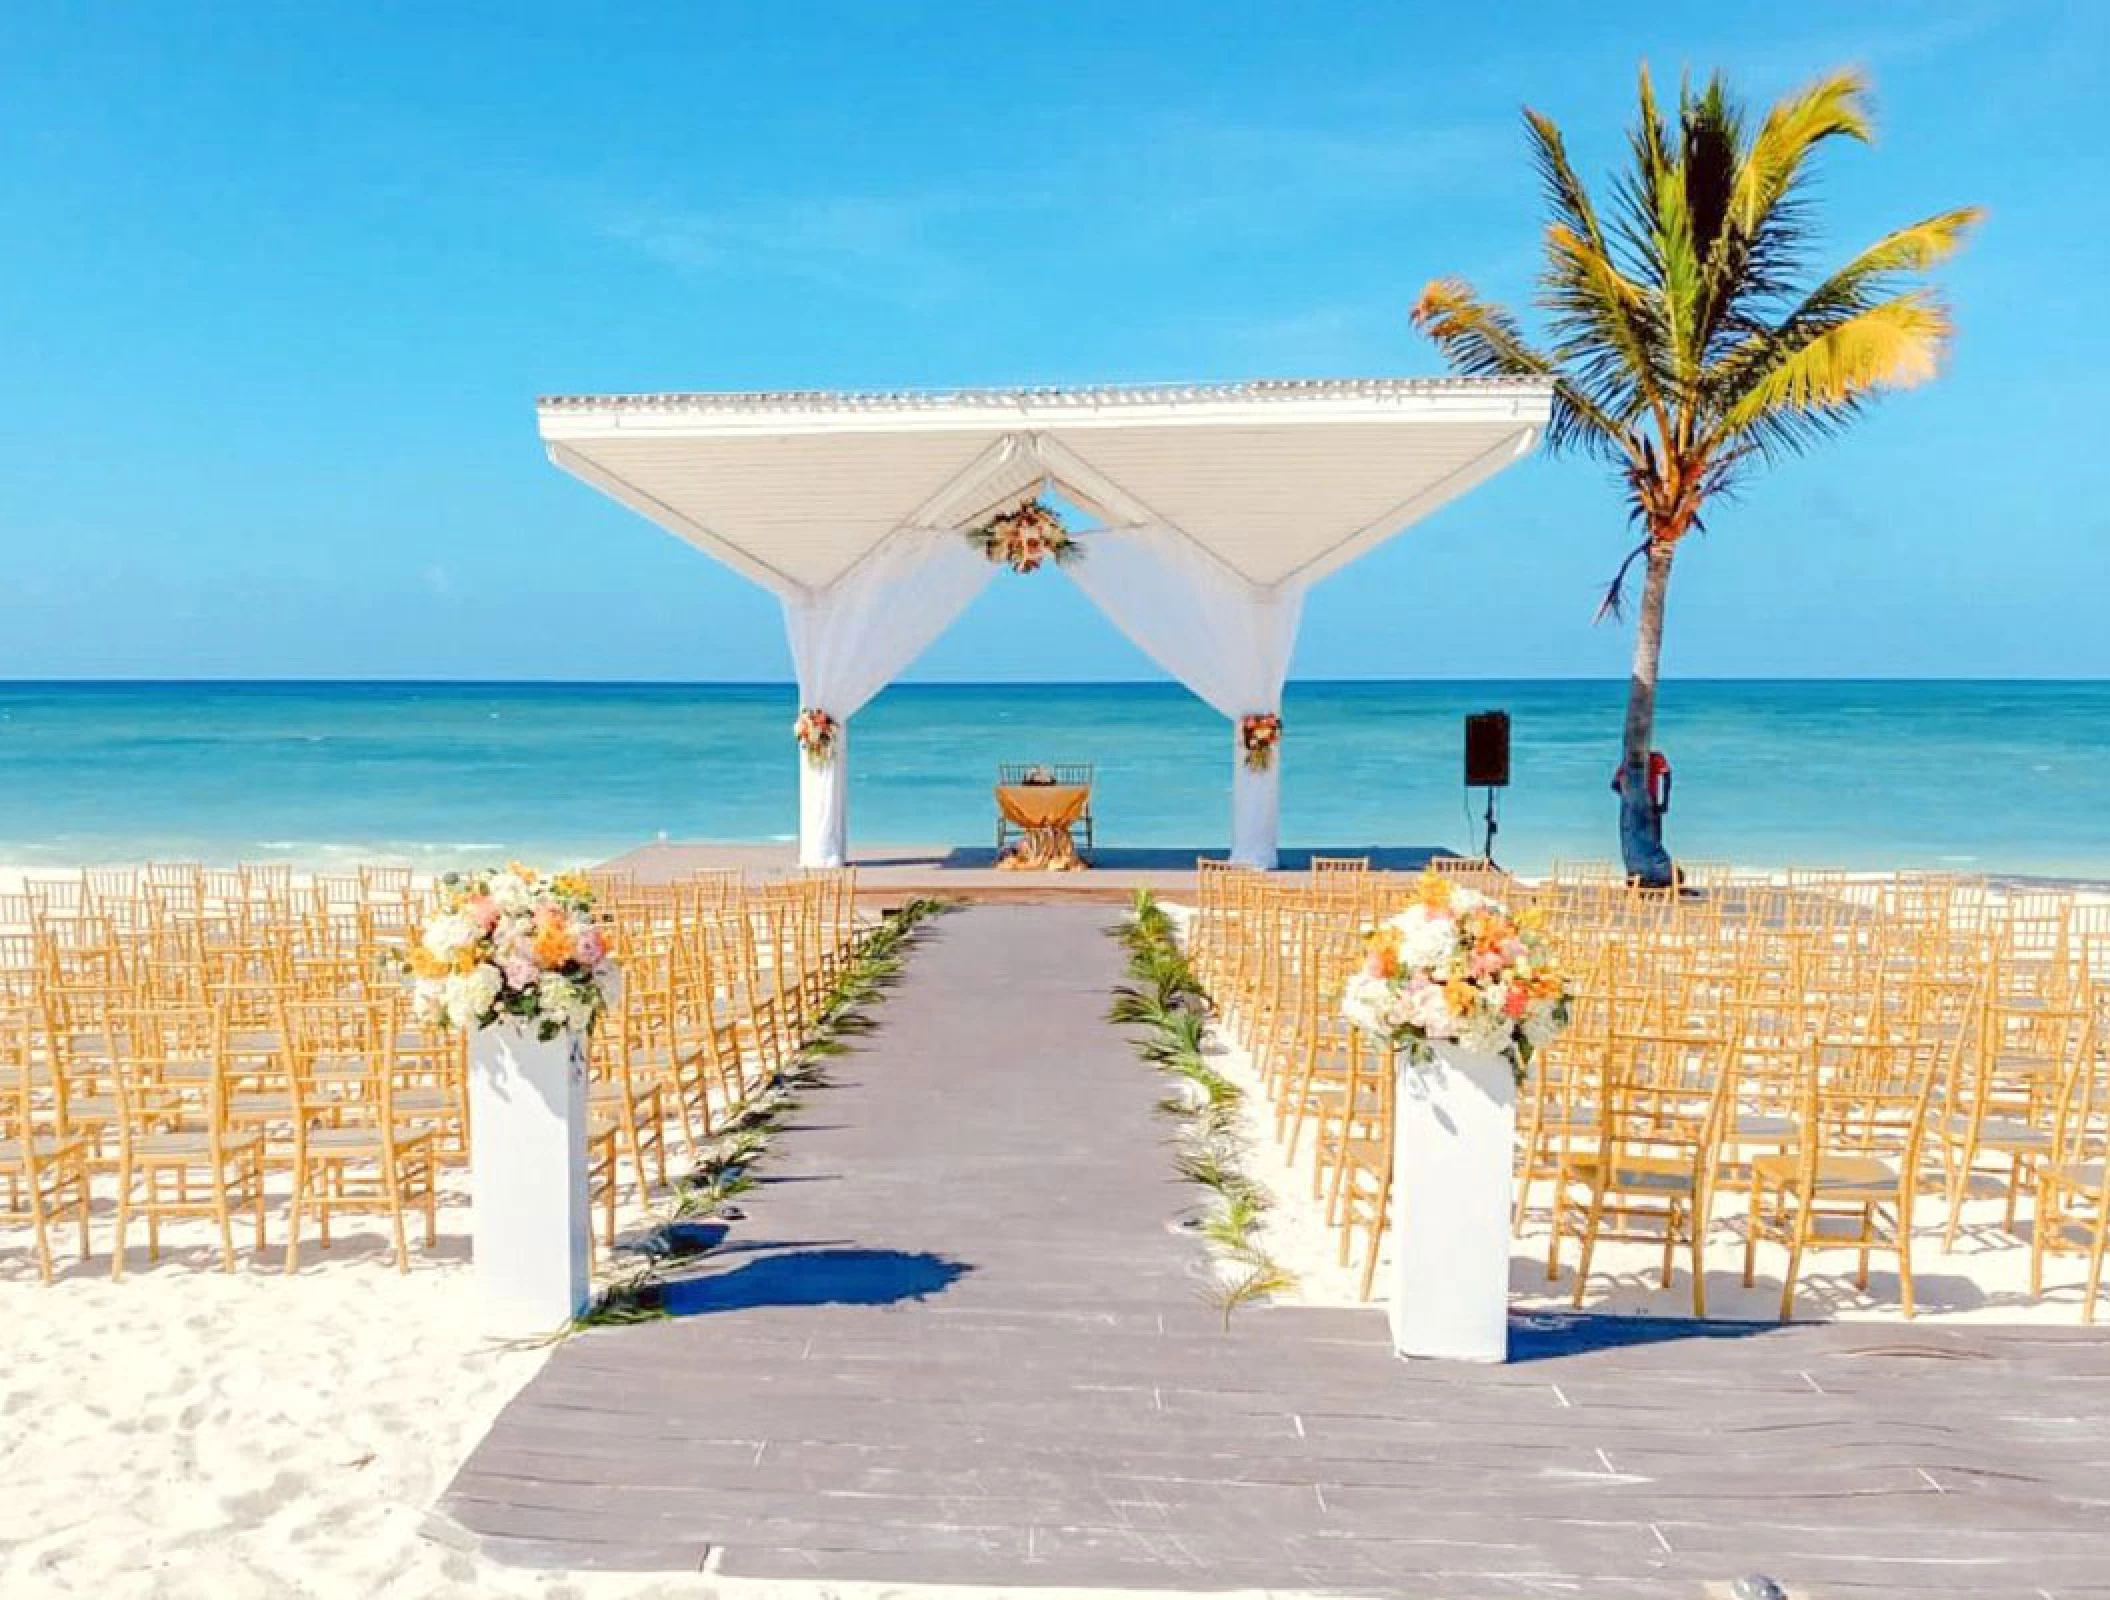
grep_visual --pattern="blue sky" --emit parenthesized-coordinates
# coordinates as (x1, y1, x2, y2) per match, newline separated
(1, 2, 2101, 681)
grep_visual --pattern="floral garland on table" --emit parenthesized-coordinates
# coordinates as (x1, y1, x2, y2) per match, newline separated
(1340, 869, 1570, 1083)
(1239, 712, 1282, 772)
(405, 865, 617, 1039)
(967, 501, 1080, 574)
(793, 706, 837, 765)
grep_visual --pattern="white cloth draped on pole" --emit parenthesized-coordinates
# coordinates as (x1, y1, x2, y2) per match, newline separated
(782, 530, 997, 866)
(1066, 521, 1305, 868)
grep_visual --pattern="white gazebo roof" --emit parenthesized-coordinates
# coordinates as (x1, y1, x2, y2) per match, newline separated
(537, 377, 1553, 597)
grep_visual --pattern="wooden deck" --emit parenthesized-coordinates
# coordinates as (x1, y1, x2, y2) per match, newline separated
(435, 905, 2110, 1595)
(600, 839, 1461, 906)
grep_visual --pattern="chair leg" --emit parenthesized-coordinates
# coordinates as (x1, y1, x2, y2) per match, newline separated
(384, 1157, 410, 1273)
(26, 1181, 53, 1283)
(1942, 1140, 1973, 1252)
(284, 1146, 306, 1273)
(1743, 1168, 1765, 1287)
(1357, 1164, 1392, 1303)
(1780, 1198, 1810, 1321)
(1546, 1185, 1566, 1282)
(2084, 1233, 2106, 1325)
(213, 1165, 237, 1274)
(1690, 1213, 1707, 1319)
(1570, 1189, 1607, 1308)
(111, 1158, 132, 1282)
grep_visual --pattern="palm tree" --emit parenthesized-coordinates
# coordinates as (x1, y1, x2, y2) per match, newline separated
(1412, 67, 1980, 884)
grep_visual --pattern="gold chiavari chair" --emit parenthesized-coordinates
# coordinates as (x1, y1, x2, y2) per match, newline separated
(281, 998, 438, 1274)
(1745, 1030, 1945, 1318)
(1555, 1027, 1732, 1316)
(2029, 991, 2110, 1319)
(109, 1004, 268, 1278)
(589, 985, 673, 1207)
(1935, 986, 2090, 1247)
(0, 1008, 93, 1280)
(1513, 967, 1609, 1237)
(37, 981, 127, 1179)
(1319, 1027, 1395, 1300)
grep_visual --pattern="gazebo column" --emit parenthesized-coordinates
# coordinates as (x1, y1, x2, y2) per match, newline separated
(798, 722, 850, 869)
(1229, 727, 1281, 870)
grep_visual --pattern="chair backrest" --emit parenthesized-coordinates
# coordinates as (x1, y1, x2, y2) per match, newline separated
(112, 1003, 229, 1141)
(1793, 1030, 1945, 1186)
(1310, 856, 1370, 878)
(996, 762, 1093, 787)
(282, 996, 404, 1134)
(1598, 1028, 1732, 1191)
(0, 1008, 37, 1155)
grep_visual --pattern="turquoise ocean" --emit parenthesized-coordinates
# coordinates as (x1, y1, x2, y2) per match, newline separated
(1, 680, 2105, 879)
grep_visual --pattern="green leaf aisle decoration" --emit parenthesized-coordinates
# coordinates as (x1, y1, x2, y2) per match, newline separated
(1108, 889, 1297, 1327)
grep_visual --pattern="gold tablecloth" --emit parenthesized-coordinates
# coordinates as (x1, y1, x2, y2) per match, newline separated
(995, 784, 1091, 831)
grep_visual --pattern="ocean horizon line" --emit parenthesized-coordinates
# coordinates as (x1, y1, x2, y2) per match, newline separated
(5, 674, 2110, 690)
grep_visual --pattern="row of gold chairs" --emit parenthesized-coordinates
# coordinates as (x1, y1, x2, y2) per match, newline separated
(0, 864, 865, 1281)
(1193, 859, 2110, 1321)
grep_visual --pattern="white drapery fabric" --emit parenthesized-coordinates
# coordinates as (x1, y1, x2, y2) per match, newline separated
(783, 530, 997, 866)
(771, 428, 1309, 869)
(1066, 522, 1304, 868)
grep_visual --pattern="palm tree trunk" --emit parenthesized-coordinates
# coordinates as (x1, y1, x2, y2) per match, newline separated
(1617, 539, 1676, 886)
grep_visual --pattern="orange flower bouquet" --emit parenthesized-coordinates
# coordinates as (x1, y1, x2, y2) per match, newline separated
(1341, 869, 1569, 1082)
(793, 706, 837, 765)
(405, 865, 616, 1039)
(1239, 712, 1282, 773)
(967, 500, 1081, 574)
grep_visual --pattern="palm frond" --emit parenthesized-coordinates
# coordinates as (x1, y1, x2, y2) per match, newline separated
(1723, 291, 1954, 436)
(1199, 1255, 1300, 1329)
(1524, 108, 1607, 251)
(1412, 277, 1632, 457)
(1731, 68, 1872, 236)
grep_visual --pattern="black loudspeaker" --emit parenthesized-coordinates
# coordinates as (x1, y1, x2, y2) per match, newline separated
(1464, 711, 1511, 789)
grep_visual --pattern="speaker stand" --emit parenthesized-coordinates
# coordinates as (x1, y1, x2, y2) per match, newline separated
(1479, 786, 1501, 869)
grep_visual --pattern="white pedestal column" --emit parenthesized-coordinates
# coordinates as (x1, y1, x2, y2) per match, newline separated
(469, 1022, 590, 1332)
(1229, 737, 1279, 870)
(798, 724, 849, 869)
(1389, 1046, 1516, 1362)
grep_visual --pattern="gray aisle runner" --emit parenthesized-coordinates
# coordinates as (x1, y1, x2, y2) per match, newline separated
(439, 905, 2110, 1596)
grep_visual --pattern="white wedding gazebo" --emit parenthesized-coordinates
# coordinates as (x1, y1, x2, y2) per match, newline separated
(537, 378, 1553, 869)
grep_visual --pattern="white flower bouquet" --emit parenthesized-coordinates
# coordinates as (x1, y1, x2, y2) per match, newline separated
(405, 865, 618, 1039)
(1340, 870, 1570, 1081)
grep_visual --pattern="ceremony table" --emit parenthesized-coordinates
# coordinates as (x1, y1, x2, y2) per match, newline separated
(994, 783, 1092, 870)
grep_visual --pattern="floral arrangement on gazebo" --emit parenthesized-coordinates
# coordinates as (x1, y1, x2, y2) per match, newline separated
(793, 706, 838, 765)
(1239, 712, 1282, 772)
(1340, 870, 1569, 1080)
(407, 866, 618, 1039)
(967, 500, 1080, 574)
